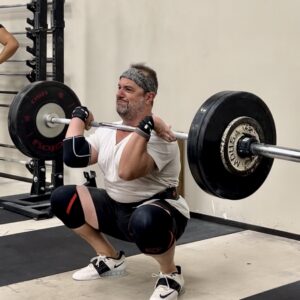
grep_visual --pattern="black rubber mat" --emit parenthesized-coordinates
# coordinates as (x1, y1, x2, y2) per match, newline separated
(0, 208, 28, 224)
(241, 281, 300, 300)
(0, 217, 243, 286)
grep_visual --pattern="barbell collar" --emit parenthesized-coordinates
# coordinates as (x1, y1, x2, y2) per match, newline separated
(49, 117, 189, 140)
(250, 142, 300, 163)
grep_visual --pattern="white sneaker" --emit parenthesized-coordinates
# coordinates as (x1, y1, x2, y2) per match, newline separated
(150, 266, 184, 300)
(72, 251, 126, 281)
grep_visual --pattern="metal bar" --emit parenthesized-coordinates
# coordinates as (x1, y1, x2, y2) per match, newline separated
(33, 0, 48, 81)
(251, 143, 300, 163)
(0, 72, 53, 76)
(0, 143, 16, 149)
(0, 156, 52, 166)
(0, 2, 52, 9)
(0, 91, 18, 94)
(52, 0, 65, 82)
(11, 29, 53, 35)
(0, 104, 9, 107)
(0, 172, 33, 183)
(49, 117, 189, 140)
(11, 31, 27, 35)
(0, 4, 27, 9)
(0, 156, 30, 165)
(7, 58, 53, 63)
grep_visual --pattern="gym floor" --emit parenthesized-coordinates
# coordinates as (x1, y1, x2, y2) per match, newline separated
(0, 180, 300, 300)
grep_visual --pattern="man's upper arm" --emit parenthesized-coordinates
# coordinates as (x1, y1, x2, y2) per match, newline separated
(147, 140, 178, 171)
(89, 145, 98, 165)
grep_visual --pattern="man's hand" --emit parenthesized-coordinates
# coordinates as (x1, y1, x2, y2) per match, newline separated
(85, 111, 94, 130)
(152, 114, 176, 142)
(71, 106, 94, 130)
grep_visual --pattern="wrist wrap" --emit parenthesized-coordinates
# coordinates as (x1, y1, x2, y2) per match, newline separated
(71, 106, 89, 122)
(135, 116, 154, 141)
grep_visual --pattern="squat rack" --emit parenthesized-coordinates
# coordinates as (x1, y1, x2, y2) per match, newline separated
(0, 0, 65, 219)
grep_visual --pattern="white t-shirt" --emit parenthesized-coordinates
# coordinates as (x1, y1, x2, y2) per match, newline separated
(87, 126, 190, 219)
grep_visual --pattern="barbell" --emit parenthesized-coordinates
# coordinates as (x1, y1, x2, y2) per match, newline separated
(7, 81, 300, 200)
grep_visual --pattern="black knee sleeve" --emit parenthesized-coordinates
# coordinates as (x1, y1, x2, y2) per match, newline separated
(50, 185, 85, 228)
(128, 204, 175, 255)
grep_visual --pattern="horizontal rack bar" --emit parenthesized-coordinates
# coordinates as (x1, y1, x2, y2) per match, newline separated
(0, 143, 16, 149)
(0, 91, 18, 95)
(0, 2, 52, 9)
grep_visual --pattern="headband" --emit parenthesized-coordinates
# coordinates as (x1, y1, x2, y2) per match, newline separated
(120, 68, 157, 93)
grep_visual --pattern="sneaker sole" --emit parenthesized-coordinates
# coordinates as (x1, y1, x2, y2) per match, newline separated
(179, 287, 185, 296)
(101, 269, 127, 278)
(72, 269, 127, 281)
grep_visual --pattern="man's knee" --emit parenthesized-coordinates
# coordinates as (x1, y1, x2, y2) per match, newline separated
(50, 185, 85, 228)
(128, 204, 175, 255)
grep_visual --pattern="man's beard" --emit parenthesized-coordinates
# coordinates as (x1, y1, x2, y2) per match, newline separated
(116, 98, 145, 121)
(116, 102, 133, 120)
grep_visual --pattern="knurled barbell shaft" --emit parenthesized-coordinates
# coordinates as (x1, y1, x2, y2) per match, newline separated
(250, 143, 300, 163)
(49, 117, 189, 140)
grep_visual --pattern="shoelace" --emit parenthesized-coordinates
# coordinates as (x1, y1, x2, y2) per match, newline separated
(152, 272, 174, 290)
(91, 255, 108, 267)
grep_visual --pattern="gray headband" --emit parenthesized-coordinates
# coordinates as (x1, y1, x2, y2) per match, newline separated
(120, 68, 157, 93)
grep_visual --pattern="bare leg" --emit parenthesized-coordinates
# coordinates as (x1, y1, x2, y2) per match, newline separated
(149, 243, 177, 274)
(72, 185, 118, 258)
(73, 224, 118, 258)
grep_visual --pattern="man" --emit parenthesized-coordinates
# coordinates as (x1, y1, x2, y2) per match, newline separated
(0, 25, 19, 63)
(51, 63, 190, 300)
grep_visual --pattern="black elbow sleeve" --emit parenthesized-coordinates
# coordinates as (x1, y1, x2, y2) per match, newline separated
(63, 136, 91, 168)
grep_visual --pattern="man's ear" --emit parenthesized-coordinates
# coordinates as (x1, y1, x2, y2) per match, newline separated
(145, 92, 155, 106)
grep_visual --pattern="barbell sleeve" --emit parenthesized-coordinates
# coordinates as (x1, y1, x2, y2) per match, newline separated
(49, 117, 189, 140)
(250, 143, 300, 163)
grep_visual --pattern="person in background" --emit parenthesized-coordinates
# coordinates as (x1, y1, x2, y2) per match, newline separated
(0, 25, 19, 63)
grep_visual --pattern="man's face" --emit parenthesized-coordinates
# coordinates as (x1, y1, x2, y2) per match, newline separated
(116, 77, 147, 120)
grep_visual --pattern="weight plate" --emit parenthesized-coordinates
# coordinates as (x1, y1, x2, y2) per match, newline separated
(187, 91, 276, 200)
(8, 81, 81, 160)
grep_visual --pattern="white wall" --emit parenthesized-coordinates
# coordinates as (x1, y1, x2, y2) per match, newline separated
(0, 0, 299, 235)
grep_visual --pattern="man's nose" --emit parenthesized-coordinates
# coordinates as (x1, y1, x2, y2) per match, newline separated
(117, 88, 125, 98)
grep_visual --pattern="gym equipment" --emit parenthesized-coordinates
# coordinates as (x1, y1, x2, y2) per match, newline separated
(8, 81, 80, 160)
(0, 4, 29, 9)
(8, 80, 299, 200)
(7, 58, 53, 63)
(0, 91, 18, 95)
(11, 29, 53, 35)
(0, 0, 65, 220)
(0, 143, 16, 149)
(0, 71, 53, 77)
(0, 1, 52, 9)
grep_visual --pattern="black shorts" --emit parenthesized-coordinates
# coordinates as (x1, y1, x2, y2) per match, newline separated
(87, 187, 188, 242)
